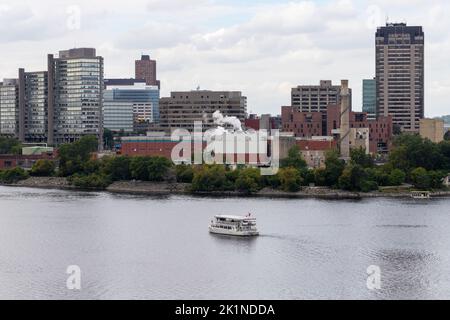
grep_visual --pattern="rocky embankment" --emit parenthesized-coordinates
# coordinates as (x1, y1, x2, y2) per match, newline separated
(107, 180, 190, 195)
(11, 176, 75, 190)
(2, 177, 450, 199)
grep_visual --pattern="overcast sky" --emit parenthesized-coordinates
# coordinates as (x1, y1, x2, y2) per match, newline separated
(0, 0, 449, 117)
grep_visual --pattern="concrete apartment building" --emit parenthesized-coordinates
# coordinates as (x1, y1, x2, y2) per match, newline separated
(158, 90, 247, 132)
(1, 71, 49, 144)
(420, 118, 445, 143)
(376, 23, 425, 132)
(135, 55, 160, 90)
(291, 80, 352, 113)
(0, 79, 19, 137)
(1, 48, 104, 146)
(48, 48, 104, 145)
(19, 70, 49, 143)
(362, 78, 376, 120)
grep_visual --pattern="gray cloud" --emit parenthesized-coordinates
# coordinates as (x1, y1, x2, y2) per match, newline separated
(0, 4, 66, 42)
(0, 0, 449, 117)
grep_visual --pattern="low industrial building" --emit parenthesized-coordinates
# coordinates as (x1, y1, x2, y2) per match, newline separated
(120, 132, 274, 166)
(0, 147, 56, 170)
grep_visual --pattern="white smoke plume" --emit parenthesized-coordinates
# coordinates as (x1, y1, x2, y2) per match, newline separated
(212, 110, 243, 132)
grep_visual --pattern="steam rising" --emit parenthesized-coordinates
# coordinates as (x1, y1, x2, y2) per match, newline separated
(212, 110, 243, 132)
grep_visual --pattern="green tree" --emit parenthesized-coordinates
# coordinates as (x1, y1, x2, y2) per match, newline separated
(69, 173, 112, 190)
(0, 167, 29, 184)
(389, 134, 446, 171)
(438, 141, 450, 170)
(148, 157, 172, 181)
(176, 165, 195, 183)
(281, 146, 308, 171)
(388, 169, 406, 186)
(103, 128, 114, 150)
(191, 165, 229, 192)
(350, 147, 374, 168)
(235, 168, 261, 194)
(261, 174, 281, 189)
(359, 180, 379, 193)
(410, 167, 431, 189)
(58, 135, 98, 176)
(102, 156, 131, 181)
(225, 168, 240, 185)
(301, 169, 316, 186)
(445, 131, 450, 141)
(130, 156, 152, 180)
(364, 167, 389, 186)
(83, 159, 101, 175)
(314, 168, 327, 186)
(393, 124, 402, 136)
(324, 150, 345, 187)
(388, 145, 410, 172)
(30, 159, 55, 177)
(0, 137, 22, 155)
(278, 167, 303, 192)
(428, 171, 447, 189)
(338, 164, 372, 192)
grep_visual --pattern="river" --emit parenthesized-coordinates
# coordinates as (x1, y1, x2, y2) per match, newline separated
(1, 186, 450, 300)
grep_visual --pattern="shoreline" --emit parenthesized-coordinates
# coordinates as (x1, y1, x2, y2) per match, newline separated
(2, 177, 450, 200)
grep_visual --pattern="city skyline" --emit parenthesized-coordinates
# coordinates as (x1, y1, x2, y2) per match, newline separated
(0, 0, 449, 117)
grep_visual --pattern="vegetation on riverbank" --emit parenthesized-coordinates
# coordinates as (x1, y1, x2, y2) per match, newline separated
(0, 137, 22, 155)
(0, 167, 29, 184)
(1, 134, 449, 193)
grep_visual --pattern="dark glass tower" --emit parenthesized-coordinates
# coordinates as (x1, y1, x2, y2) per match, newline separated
(376, 23, 424, 132)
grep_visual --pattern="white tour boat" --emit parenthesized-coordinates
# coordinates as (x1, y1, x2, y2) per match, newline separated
(411, 191, 431, 199)
(209, 214, 259, 237)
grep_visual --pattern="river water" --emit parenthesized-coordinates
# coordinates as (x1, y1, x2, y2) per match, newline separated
(1, 186, 450, 300)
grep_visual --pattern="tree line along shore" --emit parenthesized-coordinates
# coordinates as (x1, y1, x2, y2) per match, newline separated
(1, 134, 449, 196)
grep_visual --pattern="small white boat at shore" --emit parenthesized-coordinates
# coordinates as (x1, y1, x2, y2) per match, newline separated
(209, 214, 259, 237)
(411, 191, 431, 199)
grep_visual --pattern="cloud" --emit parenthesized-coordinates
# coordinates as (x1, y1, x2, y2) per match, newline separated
(0, 4, 66, 42)
(115, 22, 192, 50)
(0, 0, 449, 117)
(146, 0, 210, 12)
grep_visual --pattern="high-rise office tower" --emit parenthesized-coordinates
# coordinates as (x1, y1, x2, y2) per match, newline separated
(135, 55, 160, 89)
(376, 23, 424, 132)
(18, 69, 49, 143)
(48, 48, 104, 145)
(291, 80, 352, 113)
(0, 79, 19, 137)
(362, 78, 376, 121)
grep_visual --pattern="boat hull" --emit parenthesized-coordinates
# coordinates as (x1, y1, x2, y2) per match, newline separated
(209, 227, 259, 237)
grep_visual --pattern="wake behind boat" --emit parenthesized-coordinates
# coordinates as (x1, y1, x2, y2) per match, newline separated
(209, 214, 259, 237)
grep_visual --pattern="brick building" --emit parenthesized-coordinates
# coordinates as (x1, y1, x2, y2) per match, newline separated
(135, 55, 160, 89)
(0, 153, 56, 170)
(244, 114, 282, 133)
(296, 138, 337, 168)
(282, 105, 393, 154)
(120, 134, 271, 165)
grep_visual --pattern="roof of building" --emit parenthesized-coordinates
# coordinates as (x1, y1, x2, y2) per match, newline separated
(104, 78, 146, 86)
(215, 215, 256, 221)
(296, 139, 337, 151)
